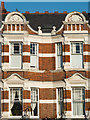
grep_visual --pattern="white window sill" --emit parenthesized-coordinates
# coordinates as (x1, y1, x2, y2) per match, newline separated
(30, 116, 39, 119)
(71, 115, 85, 118)
(9, 116, 22, 118)
(64, 68, 86, 71)
(50, 68, 63, 72)
(57, 116, 62, 119)
(2, 68, 45, 73)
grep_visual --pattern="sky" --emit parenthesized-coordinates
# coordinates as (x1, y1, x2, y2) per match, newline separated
(0, 1, 89, 13)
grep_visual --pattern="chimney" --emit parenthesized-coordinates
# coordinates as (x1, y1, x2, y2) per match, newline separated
(82, 11, 86, 14)
(63, 11, 67, 14)
(0, 1, 7, 13)
(1, 1, 5, 9)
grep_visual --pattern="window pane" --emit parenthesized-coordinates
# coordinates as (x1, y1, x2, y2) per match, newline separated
(57, 88, 64, 116)
(57, 43, 62, 69)
(31, 88, 38, 116)
(30, 43, 37, 55)
(57, 43, 62, 55)
(72, 88, 85, 115)
(73, 102, 83, 115)
(10, 88, 22, 116)
(71, 42, 83, 54)
(11, 43, 22, 55)
(76, 43, 80, 53)
(14, 43, 19, 54)
(30, 43, 38, 68)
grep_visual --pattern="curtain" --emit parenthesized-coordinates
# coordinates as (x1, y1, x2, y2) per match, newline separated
(73, 88, 85, 115)
(73, 102, 83, 115)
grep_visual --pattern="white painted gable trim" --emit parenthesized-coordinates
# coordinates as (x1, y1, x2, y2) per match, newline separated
(2, 73, 29, 88)
(65, 73, 88, 81)
(64, 73, 89, 89)
(2, 73, 28, 82)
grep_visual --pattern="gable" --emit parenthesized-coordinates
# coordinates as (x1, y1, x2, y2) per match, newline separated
(2, 73, 29, 84)
(64, 73, 88, 88)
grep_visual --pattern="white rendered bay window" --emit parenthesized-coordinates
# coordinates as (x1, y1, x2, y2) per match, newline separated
(57, 88, 64, 117)
(56, 43, 62, 69)
(31, 88, 39, 117)
(71, 42, 83, 68)
(72, 88, 85, 116)
(30, 43, 38, 68)
(10, 42, 22, 68)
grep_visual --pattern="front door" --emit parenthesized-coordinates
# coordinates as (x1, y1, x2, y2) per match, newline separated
(10, 88, 22, 116)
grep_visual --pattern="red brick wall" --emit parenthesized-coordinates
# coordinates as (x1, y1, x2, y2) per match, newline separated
(63, 55, 70, 62)
(39, 88, 56, 100)
(2, 45, 9, 52)
(39, 103, 56, 118)
(64, 90, 71, 99)
(2, 91, 9, 99)
(62, 45, 70, 52)
(2, 56, 9, 63)
(39, 43, 55, 53)
(26, 25, 37, 35)
(39, 57, 55, 70)
(85, 102, 90, 111)
(23, 45, 30, 52)
(2, 103, 9, 112)
(23, 90, 30, 99)
(85, 90, 90, 98)
(23, 56, 30, 63)
(64, 102, 71, 111)
(83, 55, 90, 62)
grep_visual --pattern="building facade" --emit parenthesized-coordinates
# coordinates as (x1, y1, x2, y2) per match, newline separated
(0, 2, 90, 120)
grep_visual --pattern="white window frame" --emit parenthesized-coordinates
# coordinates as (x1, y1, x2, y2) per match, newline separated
(72, 87, 85, 117)
(70, 42, 83, 69)
(57, 87, 64, 118)
(30, 87, 39, 118)
(10, 42, 22, 55)
(30, 43, 38, 69)
(71, 42, 83, 55)
(9, 88, 23, 118)
(9, 42, 23, 69)
(56, 42, 63, 70)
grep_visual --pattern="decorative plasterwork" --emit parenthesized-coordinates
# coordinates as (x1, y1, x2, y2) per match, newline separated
(4, 12, 26, 23)
(64, 73, 88, 89)
(68, 15, 83, 22)
(64, 11, 88, 24)
(8, 15, 23, 22)
(2, 73, 29, 84)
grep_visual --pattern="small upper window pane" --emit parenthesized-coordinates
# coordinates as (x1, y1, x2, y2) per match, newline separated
(11, 43, 22, 55)
(71, 42, 83, 54)
(57, 43, 62, 55)
(30, 43, 37, 55)
(14, 43, 19, 54)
